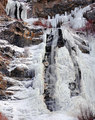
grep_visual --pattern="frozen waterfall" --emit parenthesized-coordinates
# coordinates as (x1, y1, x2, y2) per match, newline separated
(44, 26, 95, 113)
(6, 0, 27, 20)
(0, 25, 95, 120)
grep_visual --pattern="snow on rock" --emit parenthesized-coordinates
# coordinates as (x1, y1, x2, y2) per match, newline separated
(0, 44, 48, 119)
(47, 6, 91, 29)
(0, 31, 51, 118)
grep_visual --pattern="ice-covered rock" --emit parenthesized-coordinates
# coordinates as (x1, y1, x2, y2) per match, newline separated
(6, 0, 27, 20)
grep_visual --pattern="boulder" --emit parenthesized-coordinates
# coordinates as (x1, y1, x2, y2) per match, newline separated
(10, 67, 28, 78)
(10, 66, 35, 78)
(0, 2, 6, 16)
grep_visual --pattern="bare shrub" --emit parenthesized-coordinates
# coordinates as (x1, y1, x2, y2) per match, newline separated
(78, 107, 95, 120)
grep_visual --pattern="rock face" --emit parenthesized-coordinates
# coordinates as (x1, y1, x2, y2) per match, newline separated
(0, 0, 8, 8)
(32, 0, 94, 17)
(0, 21, 43, 47)
(0, 53, 9, 96)
(0, 16, 44, 100)
(83, 3, 95, 22)
(0, 0, 7, 16)
(0, 73, 7, 90)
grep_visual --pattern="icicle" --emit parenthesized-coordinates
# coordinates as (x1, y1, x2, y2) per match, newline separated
(6, 0, 27, 20)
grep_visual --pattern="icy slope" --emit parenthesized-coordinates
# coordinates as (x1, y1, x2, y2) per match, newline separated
(0, 30, 78, 120)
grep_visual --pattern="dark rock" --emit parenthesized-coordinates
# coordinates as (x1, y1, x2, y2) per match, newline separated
(0, 57, 9, 76)
(32, 0, 93, 18)
(7, 81, 14, 88)
(57, 29, 66, 48)
(26, 69, 35, 78)
(0, 21, 32, 47)
(69, 82, 76, 91)
(0, 0, 7, 16)
(0, 21, 43, 47)
(0, 0, 8, 8)
(83, 3, 95, 23)
(0, 73, 7, 97)
(4, 47, 11, 52)
(10, 67, 35, 78)
(10, 67, 28, 78)
(78, 45, 90, 54)
(32, 38, 43, 45)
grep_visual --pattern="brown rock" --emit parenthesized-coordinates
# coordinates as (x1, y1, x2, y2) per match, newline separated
(10, 66, 35, 78)
(32, 0, 94, 18)
(0, 0, 8, 8)
(0, 53, 10, 75)
(0, 2, 6, 16)
(0, 73, 7, 90)
(5, 91, 14, 95)
(0, 0, 7, 16)
(0, 21, 43, 47)
(10, 67, 28, 78)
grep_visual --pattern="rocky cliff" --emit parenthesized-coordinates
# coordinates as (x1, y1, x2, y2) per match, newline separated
(31, 0, 94, 17)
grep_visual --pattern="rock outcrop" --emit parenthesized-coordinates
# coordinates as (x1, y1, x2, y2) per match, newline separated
(0, 0, 7, 16)
(32, 0, 94, 17)
(83, 3, 95, 22)
(0, 20, 43, 47)
(0, 0, 8, 8)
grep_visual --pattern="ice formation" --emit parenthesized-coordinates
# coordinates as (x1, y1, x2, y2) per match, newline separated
(6, 0, 27, 20)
